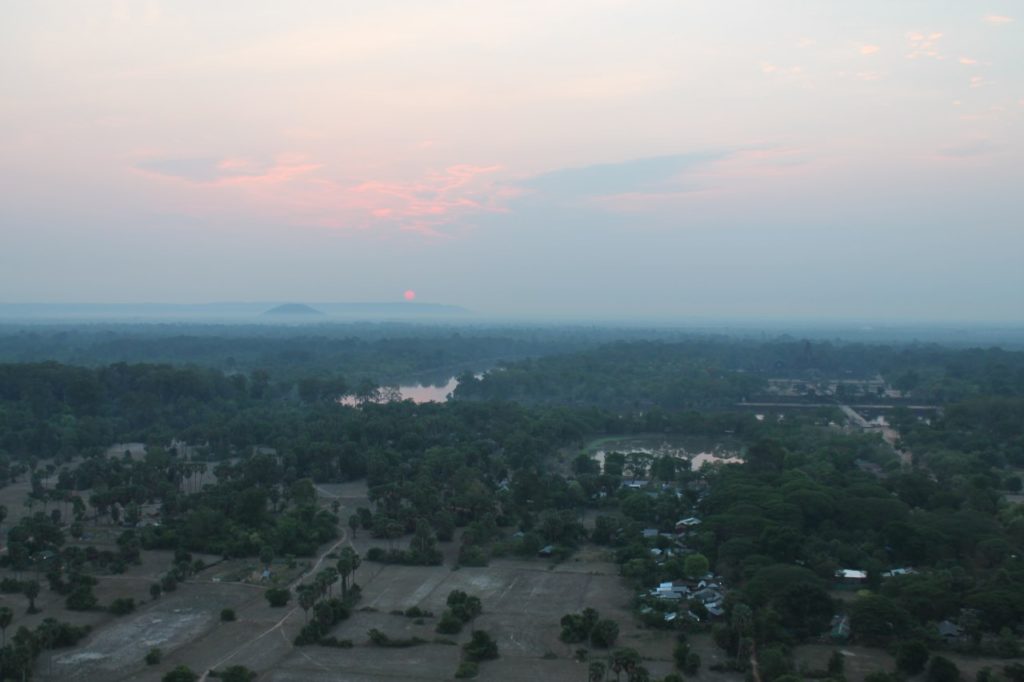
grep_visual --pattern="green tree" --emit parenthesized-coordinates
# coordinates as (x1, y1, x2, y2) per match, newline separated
(896, 640, 930, 675)
(849, 594, 912, 643)
(218, 665, 258, 682)
(265, 587, 290, 608)
(591, 619, 620, 648)
(23, 581, 40, 614)
(683, 553, 710, 579)
(162, 666, 199, 682)
(463, 630, 499, 662)
(0, 606, 12, 645)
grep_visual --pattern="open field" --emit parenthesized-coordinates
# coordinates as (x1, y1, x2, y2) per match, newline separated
(13, 478, 1012, 682)
(17, 467, 688, 682)
(265, 557, 682, 682)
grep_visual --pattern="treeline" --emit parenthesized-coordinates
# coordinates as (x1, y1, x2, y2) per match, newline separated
(454, 339, 1024, 409)
(0, 323, 612, 384)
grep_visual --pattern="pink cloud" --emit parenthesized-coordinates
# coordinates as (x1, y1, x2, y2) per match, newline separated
(905, 31, 944, 60)
(137, 156, 511, 237)
(859, 44, 880, 55)
(983, 14, 1013, 24)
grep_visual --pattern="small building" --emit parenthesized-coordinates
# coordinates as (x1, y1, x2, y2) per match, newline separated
(538, 545, 555, 558)
(882, 567, 916, 578)
(675, 517, 702, 533)
(937, 620, 962, 639)
(650, 581, 689, 601)
(692, 587, 724, 605)
(834, 569, 868, 587)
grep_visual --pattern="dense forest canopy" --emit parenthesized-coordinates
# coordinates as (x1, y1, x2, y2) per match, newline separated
(0, 324, 1022, 680)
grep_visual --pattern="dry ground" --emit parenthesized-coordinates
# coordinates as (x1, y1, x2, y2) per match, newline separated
(22, 475, 690, 681)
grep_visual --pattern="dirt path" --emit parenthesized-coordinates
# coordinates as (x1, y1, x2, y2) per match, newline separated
(195, 527, 353, 682)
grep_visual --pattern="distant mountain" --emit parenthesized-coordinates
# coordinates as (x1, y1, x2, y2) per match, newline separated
(0, 301, 472, 321)
(263, 303, 324, 316)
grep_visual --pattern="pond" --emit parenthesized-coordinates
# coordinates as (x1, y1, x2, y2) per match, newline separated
(340, 376, 459, 406)
(587, 434, 744, 472)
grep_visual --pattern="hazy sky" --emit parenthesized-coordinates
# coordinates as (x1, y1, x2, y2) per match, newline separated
(2, 1, 1022, 321)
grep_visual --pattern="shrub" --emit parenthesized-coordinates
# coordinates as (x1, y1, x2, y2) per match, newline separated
(458, 545, 488, 567)
(265, 587, 290, 607)
(109, 598, 135, 615)
(145, 648, 162, 665)
(455, 661, 479, 678)
(162, 666, 198, 682)
(66, 586, 98, 611)
(220, 608, 236, 622)
(590, 619, 620, 648)
(212, 665, 257, 682)
(437, 610, 464, 634)
(463, 630, 499, 662)
(367, 628, 427, 648)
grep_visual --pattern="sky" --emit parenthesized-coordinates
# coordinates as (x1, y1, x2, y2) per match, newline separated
(1, 0, 1022, 322)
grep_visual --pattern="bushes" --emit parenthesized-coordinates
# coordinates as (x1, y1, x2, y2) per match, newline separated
(367, 628, 427, 647)
(66, 585, 98, 611)
(294, 597, 354, 646)
(437, 590, 482, 635)
(590, 619, 620, 649)
(463, 630, 499, 662)
(145, 648, 162, 665)
(162, 666, 198, 682)
(455, 661, 479, 678)
(559, 608, 618, 648)
(220, 608, 236, 622)
(209, 666, 257, 682)
(109, 597, 135, 615)
(265, 587, 290, 608)
(458, 545, 488, 567)
(437, 611, 464, 634)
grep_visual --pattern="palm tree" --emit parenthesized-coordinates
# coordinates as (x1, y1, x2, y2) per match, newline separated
(0, 606, 13, 645)
(298, 588, 316, 623)
(336, 556, 352, 599)
(321, 567, 338, 597)
(23, 581, 40, 614)
(588, 660, 606, 682)
(349, 550, 361, 586)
